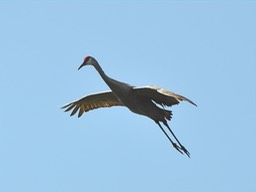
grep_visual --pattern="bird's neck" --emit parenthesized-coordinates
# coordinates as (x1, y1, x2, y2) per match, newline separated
(92, 62, 111, 84)
(92, 62, 133, 96)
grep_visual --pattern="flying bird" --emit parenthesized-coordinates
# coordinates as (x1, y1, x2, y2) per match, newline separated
(62, 56, 196, 157)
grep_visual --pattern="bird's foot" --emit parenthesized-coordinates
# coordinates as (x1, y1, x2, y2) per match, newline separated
(180, 145, 190, 158)
(172, 143, 183, 155)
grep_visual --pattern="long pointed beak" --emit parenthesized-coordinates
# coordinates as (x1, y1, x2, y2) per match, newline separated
(78, 62, 86, 70)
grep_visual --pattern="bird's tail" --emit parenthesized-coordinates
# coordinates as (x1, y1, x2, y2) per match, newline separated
(164, 110, 172, 121)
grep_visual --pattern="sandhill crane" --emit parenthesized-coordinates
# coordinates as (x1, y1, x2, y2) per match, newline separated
(62, 56, 196, 157)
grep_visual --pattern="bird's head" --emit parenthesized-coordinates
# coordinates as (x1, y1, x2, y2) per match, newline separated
(78, 56, 98, 70)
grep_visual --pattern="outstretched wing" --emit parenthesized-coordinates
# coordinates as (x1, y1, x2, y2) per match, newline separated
(62, 90, 124, 118)
(133, 86, 197, 107)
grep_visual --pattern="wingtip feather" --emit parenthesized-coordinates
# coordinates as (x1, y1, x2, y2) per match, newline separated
(61, 103, 72, 109)
(186, 99, 197, 107)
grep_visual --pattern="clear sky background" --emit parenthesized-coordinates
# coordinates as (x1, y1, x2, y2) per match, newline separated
(1, 1, 256, 192)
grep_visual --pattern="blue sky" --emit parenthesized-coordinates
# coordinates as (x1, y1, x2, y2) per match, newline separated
(1, 1, 256, 192)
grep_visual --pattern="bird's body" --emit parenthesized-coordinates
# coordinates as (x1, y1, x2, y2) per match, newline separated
(62, 56, 196, 157)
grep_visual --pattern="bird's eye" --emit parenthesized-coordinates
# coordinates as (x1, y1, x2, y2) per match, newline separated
(84, 56, 90, 62)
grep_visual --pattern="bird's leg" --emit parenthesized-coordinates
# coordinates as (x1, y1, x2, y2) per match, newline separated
(163, 121, 190, 158)
(155, 121, 183, 155)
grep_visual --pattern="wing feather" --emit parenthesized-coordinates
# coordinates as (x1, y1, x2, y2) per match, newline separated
(62, 90, 124, 117)
(133, 86, 197, 107)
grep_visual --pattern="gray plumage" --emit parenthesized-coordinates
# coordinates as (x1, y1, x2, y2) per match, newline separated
(62, 56, 196, 157)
